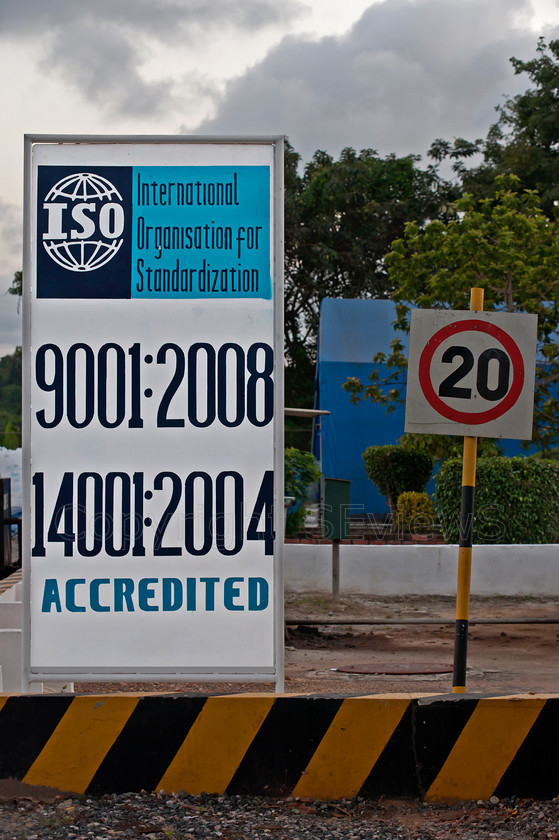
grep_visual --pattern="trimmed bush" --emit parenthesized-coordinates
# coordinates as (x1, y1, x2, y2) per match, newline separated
(362, 444, 433, 515)
(396, 491, 436, 534)
(530, 447, 559, 461)
(435, 456, 559, 544)
(285, 447, 321, 536)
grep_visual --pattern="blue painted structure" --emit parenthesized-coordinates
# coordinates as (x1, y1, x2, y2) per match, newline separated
(313, 299, 407, 515)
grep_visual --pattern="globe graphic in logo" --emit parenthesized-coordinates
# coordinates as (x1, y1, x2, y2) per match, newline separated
(42, 173, 125, 272)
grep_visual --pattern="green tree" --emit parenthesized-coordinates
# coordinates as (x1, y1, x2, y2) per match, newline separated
(283, 140, 315, 418)
(8, 270, 22, 315)
(284, 447, 321, 536)
(284, 145, 455, 410)
(430, 38, 559, 217)
(3, 421, 19, 450)
(344, 176, 559, 451)
(0, 347, 22, 448)
(8, 271, 22, 298)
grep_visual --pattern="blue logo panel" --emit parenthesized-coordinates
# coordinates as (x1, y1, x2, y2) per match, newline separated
(132, 166, 271, 299)
(36, 165, 271, 300)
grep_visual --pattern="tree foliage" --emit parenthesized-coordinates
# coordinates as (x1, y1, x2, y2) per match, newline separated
(9, 271, 22, 298)
(430, 38, 559, 217)
(396, 491, 436, 535)
(284, 447, 321, 535)
(284, 144, 454, 407)
(0, 347, 22, 449)
(436, 456, 559, 544)
(344, 176, 559, 451)
(362, 444, 432, 516)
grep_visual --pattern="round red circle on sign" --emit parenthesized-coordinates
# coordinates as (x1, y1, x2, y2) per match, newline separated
(418, 319, 525, 425)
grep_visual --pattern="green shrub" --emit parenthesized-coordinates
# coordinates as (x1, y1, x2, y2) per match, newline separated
(435, 457, 559, 544)
(530, 447, 559, 461)
(362, 444, 432, 515)
(398, 432, 503, 462)
(396, 491, 436, 534)
(285, 447, 321, 536)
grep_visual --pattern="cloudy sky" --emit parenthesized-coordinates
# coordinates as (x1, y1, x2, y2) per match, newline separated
(0, 0, 558, 356)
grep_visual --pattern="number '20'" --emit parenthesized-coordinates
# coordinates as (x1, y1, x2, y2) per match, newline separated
(438, 346, 511, 402)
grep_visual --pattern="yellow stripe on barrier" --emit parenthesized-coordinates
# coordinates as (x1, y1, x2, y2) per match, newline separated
(293, 697, 410, 800)
(426, 698, 546, 803)
(157, 695, 274, 795)
(23, 695, 139, 793)
(0, 697, 7, 713)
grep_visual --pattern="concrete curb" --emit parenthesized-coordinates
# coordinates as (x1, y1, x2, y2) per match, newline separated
(284, 543, 559, 596)
(0, 693, 557, 802)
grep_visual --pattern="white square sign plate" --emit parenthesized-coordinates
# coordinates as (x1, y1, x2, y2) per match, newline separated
(405, 309, 537, 439)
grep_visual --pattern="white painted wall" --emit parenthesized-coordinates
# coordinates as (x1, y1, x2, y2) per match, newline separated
(0, 542, 556, 692)
(284, 543, 559, 596)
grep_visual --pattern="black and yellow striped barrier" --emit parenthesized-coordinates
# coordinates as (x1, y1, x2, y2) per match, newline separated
(0, 693, 557, 802)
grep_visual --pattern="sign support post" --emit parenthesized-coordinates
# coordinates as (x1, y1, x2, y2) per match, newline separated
(405, 289, 537, 694)
(452, 287, 484, 692)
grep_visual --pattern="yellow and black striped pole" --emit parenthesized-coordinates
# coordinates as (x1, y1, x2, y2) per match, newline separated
(452, 287, 484, 693)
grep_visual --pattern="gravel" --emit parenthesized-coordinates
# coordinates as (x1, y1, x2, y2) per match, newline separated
(0, 792, 558, 840)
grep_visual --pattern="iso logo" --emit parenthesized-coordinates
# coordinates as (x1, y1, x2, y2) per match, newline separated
(42, 172, 125, 272)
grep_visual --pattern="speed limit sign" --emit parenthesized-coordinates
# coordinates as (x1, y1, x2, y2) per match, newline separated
(405, 309, 538, 439)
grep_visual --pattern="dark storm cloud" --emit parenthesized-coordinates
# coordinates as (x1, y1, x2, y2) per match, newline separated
(0, 0, 305, 117)
(41, 20, 173, 117)
(194, 0, 556, 161)
(0, 0, 303, 37)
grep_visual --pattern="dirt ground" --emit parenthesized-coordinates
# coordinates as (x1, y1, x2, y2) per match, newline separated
(76, 593, 559, 696)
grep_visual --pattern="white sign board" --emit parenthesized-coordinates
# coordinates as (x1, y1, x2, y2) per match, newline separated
(405, 309, 537, 439)
(23, 136, 284, 685)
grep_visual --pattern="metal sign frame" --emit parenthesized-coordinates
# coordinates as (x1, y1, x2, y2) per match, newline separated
(22, 135, 285, 690)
